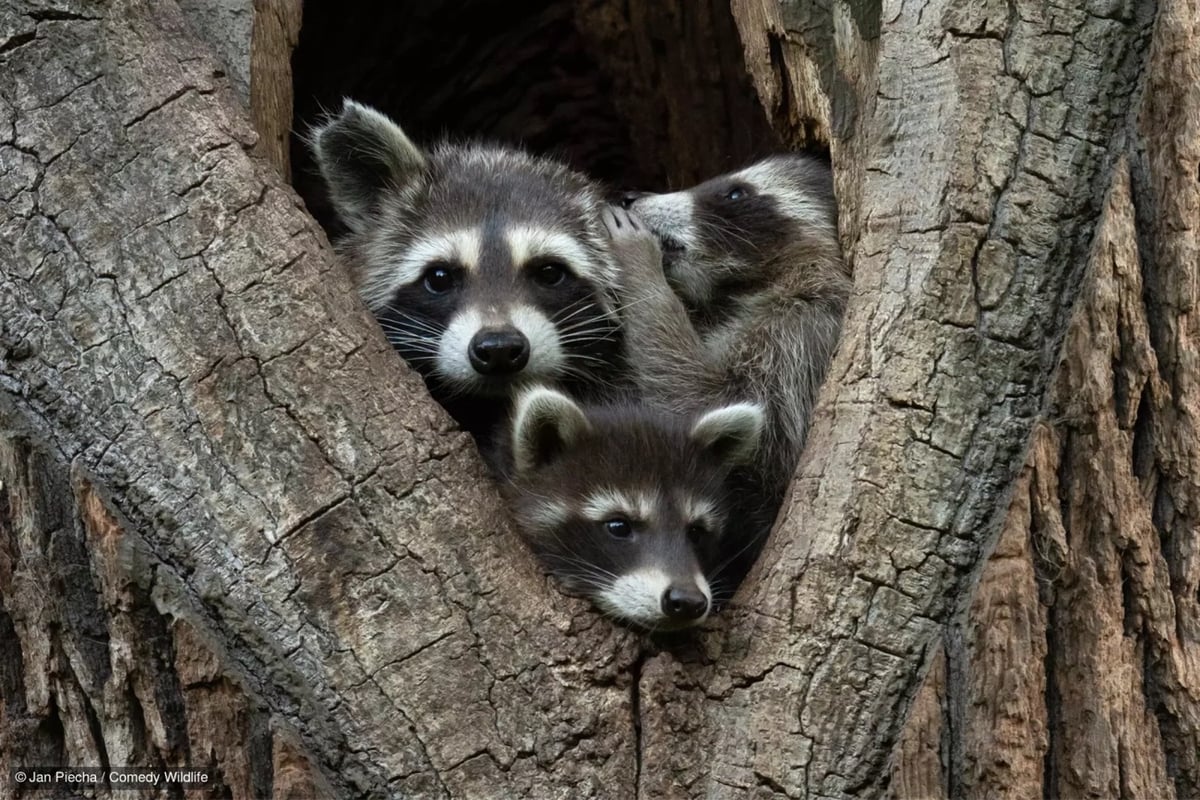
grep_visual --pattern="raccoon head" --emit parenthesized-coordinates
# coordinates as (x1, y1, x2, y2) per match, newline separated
(622, 155, 843, 313)
(506, 386, 764, 631)
(309, 100, 622, 402)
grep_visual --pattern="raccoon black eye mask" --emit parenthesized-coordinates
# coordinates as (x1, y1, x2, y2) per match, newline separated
(502, 385, 764, 631)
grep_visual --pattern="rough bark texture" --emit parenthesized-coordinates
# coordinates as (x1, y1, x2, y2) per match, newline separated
(1, 1, 638, 796)
(248, 0, 300, 179)
(684, 0, 1158, 795)
(885, 0, 1200, 795)
(1, 0, 1195, 799)
(177, 0, 252, 102)
(0, 439, 330, 799)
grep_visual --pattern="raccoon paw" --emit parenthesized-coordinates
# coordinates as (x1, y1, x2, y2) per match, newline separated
(602, 206, 663, 278)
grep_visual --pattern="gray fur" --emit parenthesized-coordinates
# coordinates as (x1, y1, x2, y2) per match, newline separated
(307, 100, 628, 442)
(607, 156, 850, 538)
(505, 386, 765, 629)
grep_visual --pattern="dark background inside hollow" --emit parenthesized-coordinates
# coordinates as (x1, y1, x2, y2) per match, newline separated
(290, 0, 781, 234)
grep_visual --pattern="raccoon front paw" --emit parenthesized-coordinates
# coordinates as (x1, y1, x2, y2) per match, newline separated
(602, 206, 663, 279)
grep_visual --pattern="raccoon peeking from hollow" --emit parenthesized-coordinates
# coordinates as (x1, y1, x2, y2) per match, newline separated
(504, 385, 765, 630)
(609, 154, 851, 583)
(308, 100, 626, 447)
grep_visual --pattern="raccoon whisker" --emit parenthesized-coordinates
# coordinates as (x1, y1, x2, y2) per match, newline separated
(424, 379, 479, 402)
(546, 569, 618, 589)
(556, 332, 619, 347)
(537, 546, 622, 582)
(377, 307, 445, 325)
(564, 353, 619, 367)
(559, 363, 620, 385)
(554, 321, 619, 340)
(386, 348, 441, 360)
(694, 210, 763, 252)
(383, 337, 442, 354)
(377, 309, 442, 324)
(381, 330, 441, 344)
(556, 333, 621, 351)
(606, 291, 666, 315)
(558, 365, 622, 392)
(550, 298, 599, 325)
(708, 529, 772, 583)
(379, 329, 446, 347)
(554, 317, 613, 336)
(397, 356, 440, 367)
(378, 321, 444, 337)
(377, 317, 445, 337)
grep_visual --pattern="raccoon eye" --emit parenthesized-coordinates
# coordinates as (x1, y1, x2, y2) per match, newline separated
(531, 261, 568, 287)
(725, 186, 748, 201)
(422, 264, 457, 294)
(687, 522, 708, 541)
(603, 518, 633, 539)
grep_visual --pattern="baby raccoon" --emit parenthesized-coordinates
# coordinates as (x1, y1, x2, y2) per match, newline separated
(309, 100, 625, 442)
(505, 386, 764, 630)
(608, 155, 850, 574)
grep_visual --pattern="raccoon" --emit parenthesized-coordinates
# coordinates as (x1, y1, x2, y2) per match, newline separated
(606, 156, 850, 575)
(308, 100, 625, 444)
(504, 385, 764, 630)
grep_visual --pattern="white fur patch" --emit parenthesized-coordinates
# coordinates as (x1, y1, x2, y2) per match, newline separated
(581, 488, 659, 523)
(510, 303, 565, 380)
(434, 303, 565, 392)
(690, 402, 765, 465)
(596, 568, 672, 627)
(679, 495, 720, 529)
(360, 228, 482, 311)
(434, 308, 482, 386)
(505, 226, 599, 281)
(523, 498, 571, 531)
(736, 162, 835, 234)
(597, 569, 712, 628)
(629, 192, 698, 250)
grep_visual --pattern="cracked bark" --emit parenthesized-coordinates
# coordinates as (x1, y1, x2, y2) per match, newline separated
(0, 1, 1195, 799)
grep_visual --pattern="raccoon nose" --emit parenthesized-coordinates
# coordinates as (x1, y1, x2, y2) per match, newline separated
(619, 191, 648, 209)
(661, 586, 709, 622)
(468, 328, 530, 375)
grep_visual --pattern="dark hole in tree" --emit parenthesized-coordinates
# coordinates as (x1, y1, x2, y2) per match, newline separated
(290, 0, 780, 234)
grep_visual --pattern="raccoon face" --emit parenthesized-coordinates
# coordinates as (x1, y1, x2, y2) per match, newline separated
(371, 220, 620, 400)
(310, 101, 622, 401)
(506, 387, 764, 631)
(623, 155, 838, 312)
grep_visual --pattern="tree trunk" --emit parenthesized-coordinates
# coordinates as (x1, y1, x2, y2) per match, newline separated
(1, 2, 1195, 800)
(881, 1, 1200, 795)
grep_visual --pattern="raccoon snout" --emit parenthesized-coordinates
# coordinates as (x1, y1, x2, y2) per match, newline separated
(619, 191, 649, 209)
(468, 328, 530, 375)
(661, 585, 709, 622)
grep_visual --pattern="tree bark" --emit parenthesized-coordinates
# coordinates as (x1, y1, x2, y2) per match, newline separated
(883, 1, 1200, 795)
(1, 2, 638, 797)
(1, 1, 1195, 800)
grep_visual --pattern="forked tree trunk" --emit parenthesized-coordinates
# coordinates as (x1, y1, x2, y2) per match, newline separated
(1, 1, 1196, 800)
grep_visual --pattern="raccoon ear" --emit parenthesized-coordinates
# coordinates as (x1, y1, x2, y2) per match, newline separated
(690, 402, 764, 466)
(512, 387, 592, 473)
(308, 99, 428, 232)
